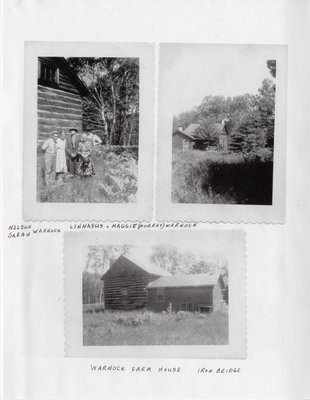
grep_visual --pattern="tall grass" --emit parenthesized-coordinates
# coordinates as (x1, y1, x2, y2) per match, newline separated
(37, 145, 138, 203)
(172, 150, 273, 205)
(83, 309, 228, 346)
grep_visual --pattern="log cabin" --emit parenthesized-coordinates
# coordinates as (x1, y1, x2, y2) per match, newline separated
(147, 273, 225, 313)
(101, 255, 171, 310)
(37, 57, 89, 141)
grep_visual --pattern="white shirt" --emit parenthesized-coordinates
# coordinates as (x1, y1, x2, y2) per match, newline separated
(42, 138, 57, 154)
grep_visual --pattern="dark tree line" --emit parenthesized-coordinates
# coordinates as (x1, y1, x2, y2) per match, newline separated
(68, 57, 139, 146)
(173, 60, 276, 159)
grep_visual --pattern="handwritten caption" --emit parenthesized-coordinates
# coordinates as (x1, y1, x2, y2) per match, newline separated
(90, 364, 241, 375)
(7, 221, 198, 239)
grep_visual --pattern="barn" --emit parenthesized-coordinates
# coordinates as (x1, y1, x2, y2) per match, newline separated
(147, 273, 225, 313)
(172, 123, 201, 151)
(101, 255, 171, 310)
(37, 57, 89, 141)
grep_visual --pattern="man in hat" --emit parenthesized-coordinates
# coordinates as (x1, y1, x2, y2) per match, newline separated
(65, 129, 78, 175)
(41, 131, 58, 185)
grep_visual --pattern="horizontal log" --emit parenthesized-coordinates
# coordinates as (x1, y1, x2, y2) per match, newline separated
(38, 104, 82, 115)
(104, 277, 149, 283)
(38, 98, 82, 111)
(38, 124, 82, 133)
(38, 116, 82, 125)
(38, 110, 82, 120)
(38, 85, 82, 103)
(59, 81, 80, 94)
(104, 287, 147, 295)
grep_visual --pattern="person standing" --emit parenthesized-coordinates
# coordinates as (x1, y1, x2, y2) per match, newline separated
(86, 131, 102, 147)
(55, 131, 68, 179)
(76, 133, 95, 177)
(41, 131, 58, 185)
(65, 129, 77, 175)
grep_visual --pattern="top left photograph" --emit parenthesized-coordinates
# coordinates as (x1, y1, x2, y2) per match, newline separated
(23, 42, 154, 221)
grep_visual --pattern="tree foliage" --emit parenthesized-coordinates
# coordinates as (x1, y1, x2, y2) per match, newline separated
(173, 60, 276, 158)
(67, 57, 139, 146)
(149, 244, 228, 277)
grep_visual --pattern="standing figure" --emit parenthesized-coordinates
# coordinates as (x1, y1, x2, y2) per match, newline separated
(55, 131, 68, 179)
(76, 133, 95, 177)
(65, 129, 77, 175)
(41, 131, 58, 185)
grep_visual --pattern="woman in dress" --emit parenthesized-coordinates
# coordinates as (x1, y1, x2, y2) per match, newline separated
(76, 133, 95, 177)
(55, 131, 68, 179)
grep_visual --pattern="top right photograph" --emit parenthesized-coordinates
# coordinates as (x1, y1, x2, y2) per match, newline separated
(157, 44, 287, 223)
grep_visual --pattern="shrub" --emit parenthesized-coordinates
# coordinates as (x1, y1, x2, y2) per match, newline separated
(175, 311, 192, 321)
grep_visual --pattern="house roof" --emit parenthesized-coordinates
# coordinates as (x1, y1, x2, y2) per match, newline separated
(50, 57, 89, 96)
(124, 255, 172, 277)
(183, 123, 201, 137)
(172, 130, 196, 142)
(101, 254, 171, 280)
(147, 272, 222, 289)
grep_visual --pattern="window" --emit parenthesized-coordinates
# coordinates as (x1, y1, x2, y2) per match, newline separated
(180, 303, 194, 311)
(38, 61, 59, 85)
(156, 288, 165, 302)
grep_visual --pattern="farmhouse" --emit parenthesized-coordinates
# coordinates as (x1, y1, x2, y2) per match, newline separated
(172, 123, 200, 151)
(101, 255, 171, 310)
(147, 273, 225, 313)
(37, 57, 89, 141)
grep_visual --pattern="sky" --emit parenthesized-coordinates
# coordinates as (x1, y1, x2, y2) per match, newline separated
(160, 44, 276, 115)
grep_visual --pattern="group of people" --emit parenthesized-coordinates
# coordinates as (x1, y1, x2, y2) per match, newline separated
(41, 128, 102, 185)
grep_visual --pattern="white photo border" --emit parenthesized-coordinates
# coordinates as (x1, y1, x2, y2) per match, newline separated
(64, 229, 247, 359)
(156, 43, 288, 223)
(23, 41, 154, 221)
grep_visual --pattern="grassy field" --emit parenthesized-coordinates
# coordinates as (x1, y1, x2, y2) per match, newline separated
(172, 150, 273, 205)
(83, 309, 228, 346)
(37, 146, 138, 203)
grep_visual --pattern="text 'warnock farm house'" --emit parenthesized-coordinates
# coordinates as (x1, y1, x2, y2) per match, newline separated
(101, 255, 227, 313)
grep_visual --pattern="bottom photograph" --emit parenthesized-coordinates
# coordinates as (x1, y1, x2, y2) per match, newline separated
(64, 229, 246, 358)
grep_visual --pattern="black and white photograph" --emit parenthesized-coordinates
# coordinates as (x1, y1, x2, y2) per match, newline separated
(23, 42, 154, 221)
(37, 56, 139, 203)
(83, 244, 228, 346)
(157, 44, 287, 223)
(64, 230, 246, 358)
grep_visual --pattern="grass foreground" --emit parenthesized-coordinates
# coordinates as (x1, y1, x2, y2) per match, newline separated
(172, 150, 273, 205)
(37, 146, 138, 203)
(83, 309, 228, 346)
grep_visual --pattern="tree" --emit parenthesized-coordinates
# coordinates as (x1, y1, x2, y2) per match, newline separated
(67, 57, 139, 146)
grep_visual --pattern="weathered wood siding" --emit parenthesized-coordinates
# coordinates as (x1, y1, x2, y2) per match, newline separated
(102, 257, 159, 310)
(37, 85, 83, 140)
(147, 286, 214, 312)
(37, 57, 85, 140)
(104, 276, 151, 310)
(172, 133, 194, 152)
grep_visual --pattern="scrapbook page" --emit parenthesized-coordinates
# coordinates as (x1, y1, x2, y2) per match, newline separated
(2, 1, 310, 399)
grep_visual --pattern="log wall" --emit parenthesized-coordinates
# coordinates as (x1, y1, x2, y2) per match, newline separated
(104, 276, 152, 310)
(37, 84, 83, 140)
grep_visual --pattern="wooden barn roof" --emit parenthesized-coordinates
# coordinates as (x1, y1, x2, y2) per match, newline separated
(147, 272, 222, 289)
(42, 57, 89, 96)
(172, 130, 196, 142)
(124, 255, 172, 277)
(183, 123, 201, 137)
(101, 255, 171, 280)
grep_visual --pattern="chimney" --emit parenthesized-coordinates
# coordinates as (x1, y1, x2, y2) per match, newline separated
(178, 126, 183, 132)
